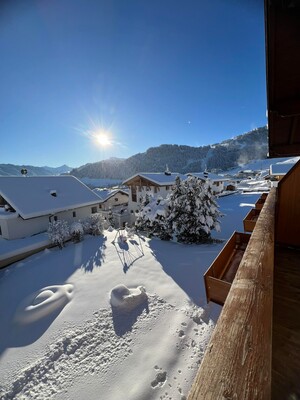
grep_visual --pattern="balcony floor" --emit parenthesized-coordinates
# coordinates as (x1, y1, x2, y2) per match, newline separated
(272, 246, 300, 399)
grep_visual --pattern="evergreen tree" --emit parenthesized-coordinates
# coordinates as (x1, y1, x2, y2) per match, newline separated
(167, 176, 221, 243)
(135, 176, 221, 243)
(135, 194, 172, 240)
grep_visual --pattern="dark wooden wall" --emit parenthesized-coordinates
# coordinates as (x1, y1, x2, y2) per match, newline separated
(276, 160, 300, 247)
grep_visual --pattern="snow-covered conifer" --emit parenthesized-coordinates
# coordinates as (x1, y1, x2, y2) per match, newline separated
(48, 219, 70, 249)
(135, 194, 172, 240)
(167, 176, 221, 243)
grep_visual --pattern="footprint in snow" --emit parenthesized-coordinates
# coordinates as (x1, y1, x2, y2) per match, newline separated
(151, 371, 167, 388)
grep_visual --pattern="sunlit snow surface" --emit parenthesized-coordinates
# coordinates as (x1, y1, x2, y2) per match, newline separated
(0, 192, 261, 400)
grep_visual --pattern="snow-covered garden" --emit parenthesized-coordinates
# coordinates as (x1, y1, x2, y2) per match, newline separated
(0, 192, 261, 400)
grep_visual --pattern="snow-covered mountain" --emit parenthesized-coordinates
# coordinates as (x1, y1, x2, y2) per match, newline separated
(0, 164, 72, 177)
(70, 126, 268, 180)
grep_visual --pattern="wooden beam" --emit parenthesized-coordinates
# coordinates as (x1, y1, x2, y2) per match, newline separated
(271, 100, 300, 118)
(188, 188, 276, 400)
(269, 143, 300, 157)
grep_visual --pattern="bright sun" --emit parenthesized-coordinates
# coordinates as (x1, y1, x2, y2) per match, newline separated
(95, 133, 112, 147)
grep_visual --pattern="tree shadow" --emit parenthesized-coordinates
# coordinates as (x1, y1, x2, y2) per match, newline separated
(81, 236, 107, 272)
(0, 235, 107, 357)
(112, 235, 144, 273)
(111, 299, 149, 336)
(148, 238, 223, 321)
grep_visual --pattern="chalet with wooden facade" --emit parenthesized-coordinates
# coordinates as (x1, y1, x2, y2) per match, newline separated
(123, 172, 187, 224)
(188, 1, 300, 399)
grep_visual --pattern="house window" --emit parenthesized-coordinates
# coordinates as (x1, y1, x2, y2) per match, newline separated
(91, 206, 97, 214)
(99, 204, 102, 209)
(73, 211, 76, 217)
(166, 185, 170, 190)
(132, 186, 137, 202)
(154, 187, 157, 193)
(54, 216, 58, 221)
(115, 197, 118, 202)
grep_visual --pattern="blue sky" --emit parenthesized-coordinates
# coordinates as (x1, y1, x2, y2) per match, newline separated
(0, 0, 266, 168)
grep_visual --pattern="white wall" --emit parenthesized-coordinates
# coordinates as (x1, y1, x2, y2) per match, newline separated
(0, 218, 10, 239)
(4, 214, 50, 240)
(1, 203, 101, 240)
(100, 192, 129, 211)
(210, 181, 225, 194)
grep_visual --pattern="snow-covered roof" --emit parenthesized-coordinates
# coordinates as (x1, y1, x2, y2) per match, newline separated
(0, 176, 101, 219)
(270, 162, 296, 176)
(93, 188, 129, 202)
(123, 173, 187, 186)
(187, 172, 229, 182)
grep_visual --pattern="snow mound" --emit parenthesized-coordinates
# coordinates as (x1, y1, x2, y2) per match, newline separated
(110, 284, 147, 312)
(15, 284, 74, 324)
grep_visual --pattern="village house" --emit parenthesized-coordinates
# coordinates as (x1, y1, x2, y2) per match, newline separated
(187, 172, 229, 195)
(123, 170, 230, 225)
(0, 176, 102, 240)
(93, 188, 130, 228)
(123, 172, 187, 224)
(93, 188, 129, 211)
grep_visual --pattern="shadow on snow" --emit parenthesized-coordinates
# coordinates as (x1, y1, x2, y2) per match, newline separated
(112, 235, 144, 274)
(148, 238, 223, 323)
(111, 299, 149, 337)
(0, 235, 107, 357)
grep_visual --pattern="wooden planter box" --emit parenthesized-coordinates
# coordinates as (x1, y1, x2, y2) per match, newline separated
(255, 192, 268, 210)
(243, 208, 261, 232)
(204, 231, 251, 305)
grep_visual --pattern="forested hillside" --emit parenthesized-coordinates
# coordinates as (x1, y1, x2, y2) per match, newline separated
(70, 126, 268, 180)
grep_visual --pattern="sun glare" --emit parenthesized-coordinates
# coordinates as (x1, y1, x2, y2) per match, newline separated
(94, 132, 112, 147)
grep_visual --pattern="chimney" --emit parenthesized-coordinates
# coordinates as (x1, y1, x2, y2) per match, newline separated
(165, 164, 171, 176)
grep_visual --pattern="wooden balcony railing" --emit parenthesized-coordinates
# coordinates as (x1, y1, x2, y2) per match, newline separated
(188, 188, 276, 400)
